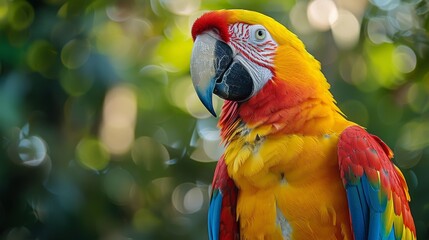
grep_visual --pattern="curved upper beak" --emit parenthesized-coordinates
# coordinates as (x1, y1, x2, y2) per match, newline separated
(190, 33, 254, 117)
(190, 33, 231, 117)
(190, 34, 222, 117)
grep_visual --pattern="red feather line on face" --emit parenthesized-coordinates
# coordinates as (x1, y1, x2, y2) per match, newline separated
(228, 22, 276, 70)
(192, 11, 230, 42)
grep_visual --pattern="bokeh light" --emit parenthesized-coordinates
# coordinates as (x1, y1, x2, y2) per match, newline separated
(155, 25, 193, 73)
(370, 0, 400, 11)
(366, 42, 408, 88)
(339, 55, 368, 86)
(160, 0, 201, 15)
(103, 167, 135, 205)
(94, 21, 134, 67)
(100, 85, 137, 155)
(367, 18, 391, 44)
(27, 40, 57, 77)
(392, 45, 417, 74)
(131, 136, 170, 170)
(59, 69, 94, 96)
(76, 137, 110, 171)
(289, 1, 313, 35)
(190, 118, 223, 162)
(388, 4, 417, 31)
(172, 182, 204, 214)
(7, 1, 34, 30)
(106, 1, 134, 22)
(307, 0, 338, 31)
(397, 120, 429, 156)
(18, 136, 47, 167)
(140, 64, 169, 85)
(407, 82, 429, 113)
(61, 39, 91, 69)
(0, 1, 8, 21)
(331, 10, 360, 49)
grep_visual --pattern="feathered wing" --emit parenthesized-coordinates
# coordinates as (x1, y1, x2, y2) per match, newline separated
(208, 156, 239, 240)
(338, 126, 416, 240)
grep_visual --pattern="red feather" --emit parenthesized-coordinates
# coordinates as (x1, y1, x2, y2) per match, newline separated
(211, 156, 239, 240)
(219, 100, 239, 142)
(191, 11, 230, 42)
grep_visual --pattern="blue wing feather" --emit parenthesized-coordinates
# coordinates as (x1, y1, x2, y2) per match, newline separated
(386, 228, 395, 240)
(345, 182, 368, 240)
(345, 167, 386, 240)
(208, 189, 223, 240)
(362, 175, 382, 240)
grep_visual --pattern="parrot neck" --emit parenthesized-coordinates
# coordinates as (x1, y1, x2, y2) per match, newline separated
(219, 77, 349, 142)
(218, 43, 353, 141)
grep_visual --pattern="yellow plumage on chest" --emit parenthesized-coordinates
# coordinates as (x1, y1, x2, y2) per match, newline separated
(224, 128, 353, 239)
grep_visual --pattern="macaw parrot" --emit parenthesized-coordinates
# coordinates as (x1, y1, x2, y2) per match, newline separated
(190, 9, 416, 240)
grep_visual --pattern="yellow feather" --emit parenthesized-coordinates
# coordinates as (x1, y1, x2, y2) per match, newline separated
(232, 145, 252, 174)
(395, 165, 411, 201)
(395, 212, 405, 238)
(383, 196, 395, 235)
(226, 129, 354, 239)
(402, 226, 413, 240)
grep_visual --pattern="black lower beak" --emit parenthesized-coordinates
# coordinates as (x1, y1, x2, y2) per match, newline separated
(214, 60, 253, 102)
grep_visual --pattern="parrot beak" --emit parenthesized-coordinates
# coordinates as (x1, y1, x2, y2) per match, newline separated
(190, 33, 253, 117)
(190, 33, 223, 117)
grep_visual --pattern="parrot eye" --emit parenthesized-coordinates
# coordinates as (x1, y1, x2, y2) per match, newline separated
(255, 29, 266, 41)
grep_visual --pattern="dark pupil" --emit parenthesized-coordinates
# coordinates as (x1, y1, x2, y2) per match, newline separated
(257, 30, 263, 36)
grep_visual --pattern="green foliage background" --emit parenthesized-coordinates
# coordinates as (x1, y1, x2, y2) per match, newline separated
(0, 0, 428, 239)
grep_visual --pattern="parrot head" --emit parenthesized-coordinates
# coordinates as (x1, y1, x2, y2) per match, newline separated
(190, 9, 331, 119)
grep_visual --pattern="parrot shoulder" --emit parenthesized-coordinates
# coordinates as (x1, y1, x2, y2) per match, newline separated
(337, 125, 416, 240)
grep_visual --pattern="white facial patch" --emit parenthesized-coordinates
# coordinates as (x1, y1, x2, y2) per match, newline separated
(228, 23, 278, 98)
(235, 55, 273, 98)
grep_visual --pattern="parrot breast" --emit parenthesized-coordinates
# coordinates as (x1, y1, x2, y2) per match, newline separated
(221, 114, 355, 239)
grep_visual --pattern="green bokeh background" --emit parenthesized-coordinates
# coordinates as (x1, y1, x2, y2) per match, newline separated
(1, 0, 428, 239)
